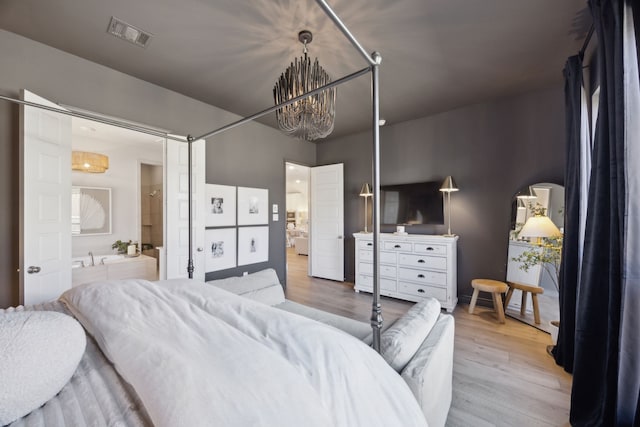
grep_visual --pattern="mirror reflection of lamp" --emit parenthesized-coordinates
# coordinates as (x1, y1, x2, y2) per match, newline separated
(439, 176, 459, 237)
(518, 215, 562, 244)
(359, 183, 373, 233)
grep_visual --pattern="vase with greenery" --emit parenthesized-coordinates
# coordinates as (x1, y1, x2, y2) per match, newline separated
(112, 239, 133, 254)
(511, 231, 562, 345)
(511, 235, 562, 292)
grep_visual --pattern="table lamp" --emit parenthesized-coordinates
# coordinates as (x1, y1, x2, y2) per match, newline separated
(359, 183, 373, 233)
(518, 215, 561, 244)
(439, 176, 459, 236)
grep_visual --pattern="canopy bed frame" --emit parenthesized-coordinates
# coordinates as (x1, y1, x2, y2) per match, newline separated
(0, 0, 386, 351)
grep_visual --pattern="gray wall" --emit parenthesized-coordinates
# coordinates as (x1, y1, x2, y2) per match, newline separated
(202, 124, 315, 283)
(0, 29, 314, 308)
(317, 86, 565, 302)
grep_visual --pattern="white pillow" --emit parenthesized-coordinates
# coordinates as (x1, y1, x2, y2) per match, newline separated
(381, 298, 441, 372)
(0, 311, 86, 425)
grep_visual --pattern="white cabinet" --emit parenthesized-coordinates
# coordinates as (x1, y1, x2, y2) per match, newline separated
(354, 233, 458, 312)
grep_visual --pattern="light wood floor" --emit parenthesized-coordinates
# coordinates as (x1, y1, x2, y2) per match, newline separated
(285, 249, 573, 427)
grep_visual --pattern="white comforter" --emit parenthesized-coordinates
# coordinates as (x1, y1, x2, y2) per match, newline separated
(61, 279, 428, 427)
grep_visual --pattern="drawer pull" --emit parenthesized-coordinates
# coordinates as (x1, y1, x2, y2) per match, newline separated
(367, 243, 373, 246)
(417, 289, 425, 293)
(417, 259, 425, 263)
(417, 274, 425, 278)
(426, 247, 434, 251)
(394, 244, 401, 248)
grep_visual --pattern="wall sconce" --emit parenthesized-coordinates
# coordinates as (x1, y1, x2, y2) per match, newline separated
(439, 176, 459, 236)
(72, 151, 109, 173)
(359, 183, 373, 233)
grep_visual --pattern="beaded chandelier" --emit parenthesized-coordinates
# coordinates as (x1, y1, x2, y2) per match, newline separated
(273, 30, 336, 141)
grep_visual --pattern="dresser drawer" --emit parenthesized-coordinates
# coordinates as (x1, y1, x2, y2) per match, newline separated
(358, 249, 396, 264)
(398, 281, 447, 301)
(398, 253, 447, 270)
(356, 274, 396, 291)
(414, 243, 447, 255)
(359, 262, 373, 275)
(380, 251, 397, 264)
(359, 262, 396, 278)
(398, 267, 447, 286)
(380, 265, 397, 278)
(359, 249, 373, 262)
(358, 240, 375, 249)
(383, 241, 412, 251)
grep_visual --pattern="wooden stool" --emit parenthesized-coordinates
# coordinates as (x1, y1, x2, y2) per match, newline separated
(504, 281, 544, 324)
(469, 279, 508, 323)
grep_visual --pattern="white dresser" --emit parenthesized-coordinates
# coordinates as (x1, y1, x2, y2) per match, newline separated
(353, 233, 458, 312)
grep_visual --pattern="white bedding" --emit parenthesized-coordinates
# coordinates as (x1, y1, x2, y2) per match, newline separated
(61, 279, 428, 427)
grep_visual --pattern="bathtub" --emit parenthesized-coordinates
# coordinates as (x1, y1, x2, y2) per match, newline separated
(71, 254, 158, 287)
(72, 254, 135, 268)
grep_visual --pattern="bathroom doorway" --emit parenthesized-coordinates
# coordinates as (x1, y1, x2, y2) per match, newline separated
(140, 163, 164, 275)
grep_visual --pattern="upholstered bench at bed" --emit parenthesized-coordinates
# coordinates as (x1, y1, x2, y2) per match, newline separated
(207, 269, 455, 427)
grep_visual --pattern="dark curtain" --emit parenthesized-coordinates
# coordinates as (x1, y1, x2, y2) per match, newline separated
(552, 55, 583, 373)
(570, 0, 626, 425)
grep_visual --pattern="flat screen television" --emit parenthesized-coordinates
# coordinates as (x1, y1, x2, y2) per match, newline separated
(380, 181, 444, 225)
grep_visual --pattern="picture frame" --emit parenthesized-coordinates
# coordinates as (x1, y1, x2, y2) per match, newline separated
(237, 226, 269, 266)
(205, 184, 236, 227)
(71, 186, 112, 235)
(205, 227, 237, 272)
(237, 187, 268, 225)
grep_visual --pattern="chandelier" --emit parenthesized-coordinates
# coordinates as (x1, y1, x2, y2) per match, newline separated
(273, 30, 336, 141)
(72, 151, 109, 173)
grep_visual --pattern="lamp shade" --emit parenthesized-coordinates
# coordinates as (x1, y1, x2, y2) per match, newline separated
(518, 215, 561, 239)
(439, 176, 458, 192)
(359, 183, 373, 197)
(72, 151, 109, 173)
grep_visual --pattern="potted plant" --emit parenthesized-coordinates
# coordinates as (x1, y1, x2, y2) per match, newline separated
(511, 208, 562, 344)
(112, 239, 133, 254)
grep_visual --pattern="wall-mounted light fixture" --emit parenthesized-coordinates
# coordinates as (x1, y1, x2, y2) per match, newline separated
(72, 151, 109, 173)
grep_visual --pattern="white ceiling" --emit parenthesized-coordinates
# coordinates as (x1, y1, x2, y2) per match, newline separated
(0, 0, 590, 139)
(72, 117, 162, 151)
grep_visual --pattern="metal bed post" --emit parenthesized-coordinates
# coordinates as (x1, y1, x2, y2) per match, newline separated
(187, 135, 194, 279)
(370, 52, 382, 352)
(314, 0, 384, 351)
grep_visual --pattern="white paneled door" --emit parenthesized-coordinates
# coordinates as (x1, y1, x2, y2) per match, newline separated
(165, 137, 205, 281)
(310, 163, 344, 281)
(20, 90, 72, 305)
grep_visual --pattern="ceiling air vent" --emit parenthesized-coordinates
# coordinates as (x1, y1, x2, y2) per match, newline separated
(107, 16, 153, 48)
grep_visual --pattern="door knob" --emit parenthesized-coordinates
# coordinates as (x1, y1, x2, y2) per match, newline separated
(196, 247, 204, 252)
(337, 236, 343, 239)
(27, 266, 41, 274)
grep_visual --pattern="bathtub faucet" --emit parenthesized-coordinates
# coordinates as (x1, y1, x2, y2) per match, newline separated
(88, 251, 94, 267)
